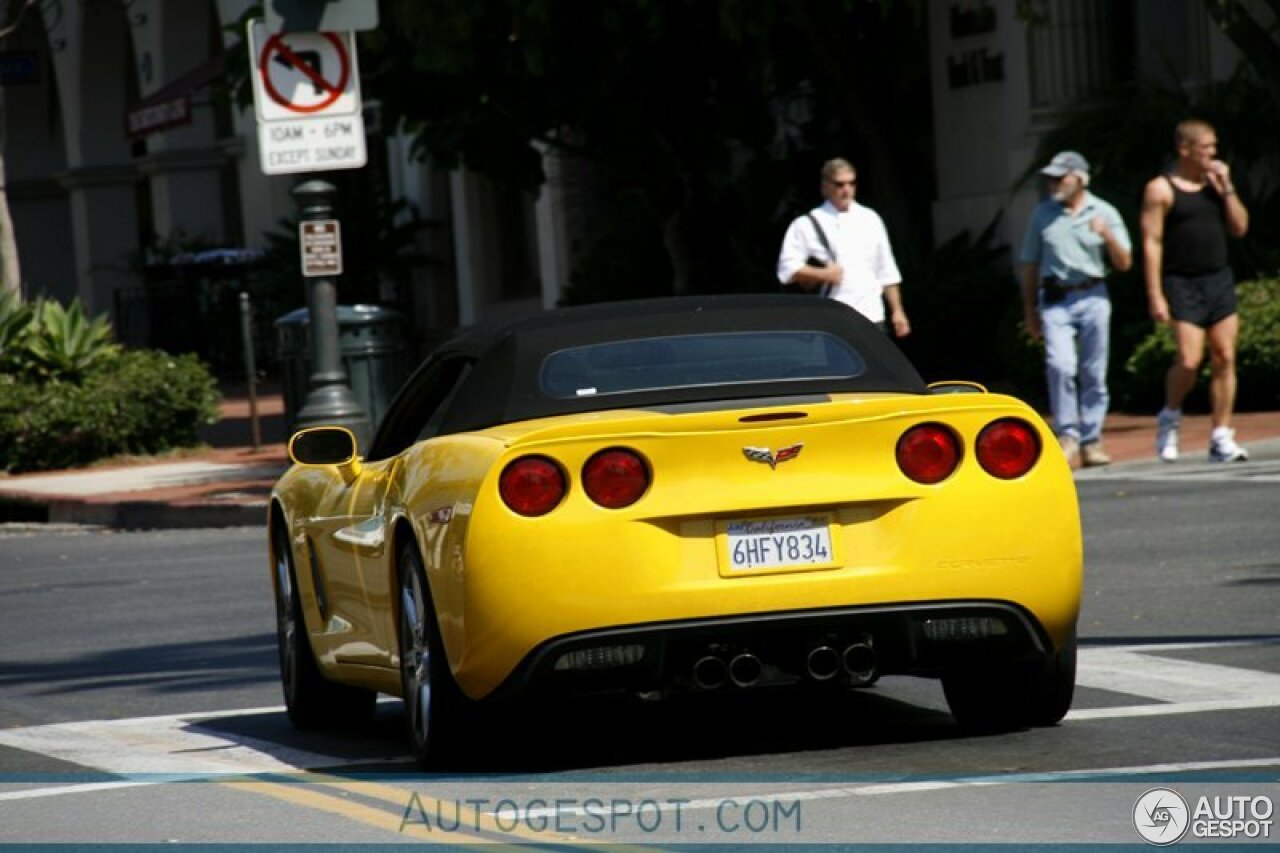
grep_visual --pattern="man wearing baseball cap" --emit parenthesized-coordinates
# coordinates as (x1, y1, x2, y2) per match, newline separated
(1019, 151, 1132, 468)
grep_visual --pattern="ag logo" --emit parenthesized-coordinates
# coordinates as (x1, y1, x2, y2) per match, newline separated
(1134, 787, 1190, 845)
(742, 443, 803, 469)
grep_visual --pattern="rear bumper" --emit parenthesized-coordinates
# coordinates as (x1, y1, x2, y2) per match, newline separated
(486, 600, 1057, 701)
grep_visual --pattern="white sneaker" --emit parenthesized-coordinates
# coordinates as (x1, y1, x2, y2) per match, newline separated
(1155, 408, 1180, 462)
(1058, 435, 1080, 469)
(1208, 428, 1249, 463)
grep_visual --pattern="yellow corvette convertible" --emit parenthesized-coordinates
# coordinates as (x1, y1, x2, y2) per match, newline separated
(268, 294, 1081, 766)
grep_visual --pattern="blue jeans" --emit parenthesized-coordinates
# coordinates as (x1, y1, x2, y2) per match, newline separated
(1041, 286, 1111, 445)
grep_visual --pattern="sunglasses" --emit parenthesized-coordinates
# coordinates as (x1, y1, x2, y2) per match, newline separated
(828, 179, 857, 188)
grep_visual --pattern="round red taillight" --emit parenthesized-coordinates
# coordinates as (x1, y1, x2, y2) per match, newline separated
(896, 423, 961, 485)
(499, 456, 566, 516)
(976, 418, 1041, 479)
(582, 448, 650, 509)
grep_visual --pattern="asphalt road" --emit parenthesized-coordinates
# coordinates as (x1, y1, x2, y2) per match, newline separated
(1, 460, 1278, 846)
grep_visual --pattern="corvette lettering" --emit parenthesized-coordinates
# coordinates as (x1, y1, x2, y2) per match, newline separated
(742, 443, 804, 469)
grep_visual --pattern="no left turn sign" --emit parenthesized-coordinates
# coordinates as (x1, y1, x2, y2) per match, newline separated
(249, 20, 361, 123)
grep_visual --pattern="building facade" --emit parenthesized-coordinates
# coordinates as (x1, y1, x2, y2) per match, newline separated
(0, 0, 1252, 349)
(929, 0, 1245, 250)
(2, 0, 574, 347)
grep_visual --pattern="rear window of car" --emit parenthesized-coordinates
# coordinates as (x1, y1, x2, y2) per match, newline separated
(540, 331, 866, 399)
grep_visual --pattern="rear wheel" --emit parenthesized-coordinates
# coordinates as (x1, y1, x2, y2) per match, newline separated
(942, 633, 1076, 732)
(398, 539, 472, 767)
(272, 522, 376, 728)
(1025, 632, 1076, 726)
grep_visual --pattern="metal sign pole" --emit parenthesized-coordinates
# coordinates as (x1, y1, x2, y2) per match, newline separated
(239, 291, 263, 451)
(291, 179, 371, 447)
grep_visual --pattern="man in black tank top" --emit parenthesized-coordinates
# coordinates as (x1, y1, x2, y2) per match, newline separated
(1139, 119, 1251, 463)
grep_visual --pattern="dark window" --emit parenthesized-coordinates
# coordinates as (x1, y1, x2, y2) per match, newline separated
(540, 332, 866, 400)
(1027, 0, 1137, 112)
(417, 363, 472, 442)
(366, 357, 472, 459)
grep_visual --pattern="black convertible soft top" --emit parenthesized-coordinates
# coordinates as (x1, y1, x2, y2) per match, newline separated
(427, 294, 928, 435)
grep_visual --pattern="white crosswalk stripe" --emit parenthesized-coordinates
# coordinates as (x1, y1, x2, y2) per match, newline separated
(0, 642, 1276, 790)
(1071, 641, 1280, 719)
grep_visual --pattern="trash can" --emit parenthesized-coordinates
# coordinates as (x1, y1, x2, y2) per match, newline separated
(275, 307, 309, 435)
(275, 304, 412, 435)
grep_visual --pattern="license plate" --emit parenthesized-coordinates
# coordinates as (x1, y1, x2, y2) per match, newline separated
(717, 515, 839, 575)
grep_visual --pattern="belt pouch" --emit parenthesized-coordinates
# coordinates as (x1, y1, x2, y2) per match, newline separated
(1041, 278, 1066, 305)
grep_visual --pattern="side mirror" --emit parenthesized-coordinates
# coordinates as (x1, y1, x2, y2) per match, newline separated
(289, 426, 358, 467)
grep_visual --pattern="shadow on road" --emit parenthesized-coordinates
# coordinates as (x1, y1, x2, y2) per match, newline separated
(196, 685, 966, 776)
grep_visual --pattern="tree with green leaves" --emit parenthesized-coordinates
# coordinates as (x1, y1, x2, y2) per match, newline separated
(359, 0, 933, 301)
(0, 0, 38, 296)
(1202, 0, 1280, 112)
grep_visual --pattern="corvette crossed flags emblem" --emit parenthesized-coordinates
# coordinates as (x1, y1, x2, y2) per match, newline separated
(742, 443, 804, 469)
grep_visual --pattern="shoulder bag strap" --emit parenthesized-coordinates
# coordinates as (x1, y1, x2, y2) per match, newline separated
(805, 213, 837, 261)
(805, 213, 836, 297)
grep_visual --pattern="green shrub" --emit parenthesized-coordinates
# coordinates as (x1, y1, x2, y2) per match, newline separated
(85, 350, 222, 450)
(22, 298, 120, 381)
(1115, 277, 1280, 412)
(0, 350, 220, 473)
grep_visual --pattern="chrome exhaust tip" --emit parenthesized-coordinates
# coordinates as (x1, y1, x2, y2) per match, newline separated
(805, 645, 841, 681)
(728, 653, 762, 687)
(842, 640, 877, 686)
(693, 655, 728, 690)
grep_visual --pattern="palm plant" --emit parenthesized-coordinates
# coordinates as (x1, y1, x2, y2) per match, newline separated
(0, 289, 33, 372)
(23, 298, 119, 381)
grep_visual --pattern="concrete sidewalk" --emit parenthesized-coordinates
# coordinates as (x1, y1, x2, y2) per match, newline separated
(1, 383, 1278, 529)
(0, 382, 289, 528)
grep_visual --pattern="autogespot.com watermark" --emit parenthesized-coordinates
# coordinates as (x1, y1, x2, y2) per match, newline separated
(399, 791, 803, 841)
(1134, 787, 1274, 845)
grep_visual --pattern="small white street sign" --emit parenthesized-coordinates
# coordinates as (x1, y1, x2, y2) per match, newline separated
(300, 219, 343, 277)
(258, 116, 366, 175)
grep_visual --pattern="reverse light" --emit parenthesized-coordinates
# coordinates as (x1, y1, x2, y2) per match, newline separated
(499, 455, 566, 516)
(896, 423, 961, 484)
(553, 644, 645, 671)
(976, 418, 1041, 479)
(922, 616, 1010, 642)
(582, 448, 650, 509)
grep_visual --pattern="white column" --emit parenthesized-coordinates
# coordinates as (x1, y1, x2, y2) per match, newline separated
(534, 145, 571, 310)
(449, 169, 493, 327)
(218, 0, 295, 252)
(58, 167, 140, 316)
(42, 1, 141, 318)
(131, 1, 225, 245)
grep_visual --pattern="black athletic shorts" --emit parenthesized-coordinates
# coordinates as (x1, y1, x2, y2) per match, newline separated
(1162, 267, 1237, 328)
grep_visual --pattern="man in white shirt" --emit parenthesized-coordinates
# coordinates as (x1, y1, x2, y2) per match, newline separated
(776, 158, 911, 337)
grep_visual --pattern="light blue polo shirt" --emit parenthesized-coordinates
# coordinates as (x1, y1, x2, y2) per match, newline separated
(1019, 192, 1131, 285)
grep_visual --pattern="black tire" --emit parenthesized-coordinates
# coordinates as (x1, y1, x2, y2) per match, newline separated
(272, 522, 376, 729)
(942, 633, 1077, 732)
(1026, 632, 1076, 726)
(397, 539, 473, 767)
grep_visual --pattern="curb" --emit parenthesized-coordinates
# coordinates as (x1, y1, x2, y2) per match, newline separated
(0, 492, 268, 529)
(1072, 436, 1280, 480)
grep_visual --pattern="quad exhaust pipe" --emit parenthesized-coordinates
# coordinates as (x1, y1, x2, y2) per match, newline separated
(842, 637, 877, 686)
(693, 638, 876, 689)
(692, 654, 728, 690)
(803, 637, 877, 685)
(805, 645, 841, 681)
(728, 653, 762, 687)
(692, 650, 762, 689)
